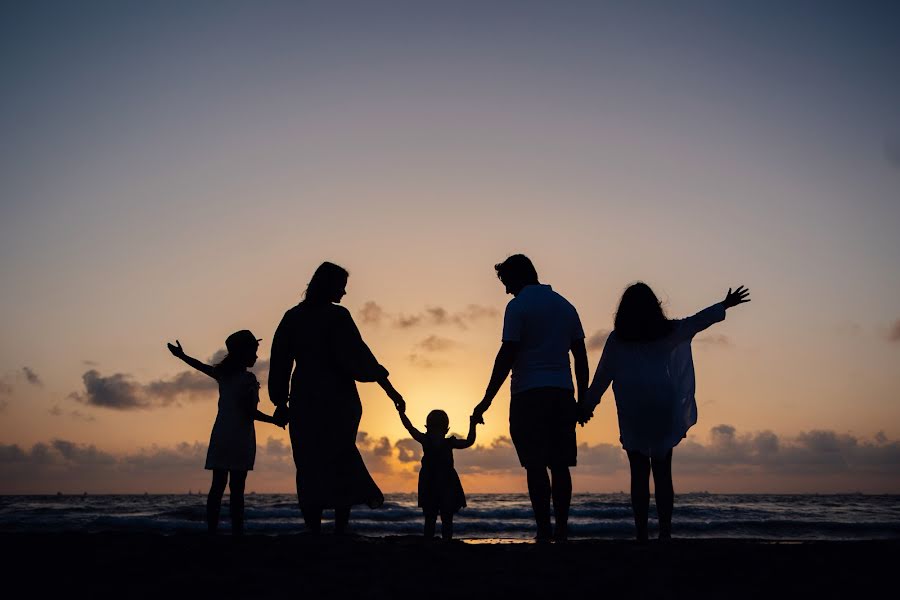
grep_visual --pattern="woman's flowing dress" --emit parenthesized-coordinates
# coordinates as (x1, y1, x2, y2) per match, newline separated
(269, 303, 386, 508)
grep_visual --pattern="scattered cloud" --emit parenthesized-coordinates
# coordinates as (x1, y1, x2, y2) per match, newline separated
(68, 356, 272, 411)
(888, 320, 900, 343)
(0, 366, 45, 400)
(416, 335, 457, 353)
(22, 367, 42, 386)
(49, 405, 96, 421)
(695, 334, 732, 347)
(3, 427, 900, 493)
(70, 370, 146, 410)
(356, 431, 394, 473)
(586, 329, 611, 351)
(407, 353, 448, 369)
(358, 302, 499, 330)
(82, 360, 98, 367)
(359, 301, 385, 325)
(395, 438, 422, 463)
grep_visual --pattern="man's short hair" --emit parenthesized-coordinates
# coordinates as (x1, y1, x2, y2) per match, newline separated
(495, 254, 539, 289)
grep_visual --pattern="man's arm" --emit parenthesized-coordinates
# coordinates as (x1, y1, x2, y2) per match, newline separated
(473, 341, 519, 423)
(571, 337, 588, 406)
(268, 312, 293, 412)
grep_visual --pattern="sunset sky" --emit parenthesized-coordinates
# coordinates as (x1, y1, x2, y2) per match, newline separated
(2, 1, 899, 494)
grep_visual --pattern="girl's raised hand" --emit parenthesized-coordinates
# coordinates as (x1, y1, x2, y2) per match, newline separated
(167, 340, 185, 358)
(723, 286, 751, 309)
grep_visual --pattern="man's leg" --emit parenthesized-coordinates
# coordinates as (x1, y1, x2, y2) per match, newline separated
(526, 466, 553, 541)
(627, 450, 651, 542)
(549, 466, 572, 542)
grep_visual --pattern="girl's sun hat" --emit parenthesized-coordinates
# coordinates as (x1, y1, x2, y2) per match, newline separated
(225, 330, 262, 353)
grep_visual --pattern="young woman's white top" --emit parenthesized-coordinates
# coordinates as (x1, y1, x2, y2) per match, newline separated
(586, 303, 726, 458)
(205, 371, 259, 471)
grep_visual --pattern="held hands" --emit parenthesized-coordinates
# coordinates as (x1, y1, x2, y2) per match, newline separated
(272, 405, 290, 428)
(472, 400, 489, 425)
(389, 390, 405, 413)
(723, 286, 751, 309)
(166, 340, 186, 359)
(576, 400, 594, 426)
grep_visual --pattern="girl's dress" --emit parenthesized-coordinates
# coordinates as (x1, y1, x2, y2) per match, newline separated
(418, 436, 466, 514)
(205, 371, 259, 471)
(588, 303, 726, 458)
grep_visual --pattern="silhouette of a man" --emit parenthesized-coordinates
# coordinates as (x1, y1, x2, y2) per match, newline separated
(473, 254, 588, 542)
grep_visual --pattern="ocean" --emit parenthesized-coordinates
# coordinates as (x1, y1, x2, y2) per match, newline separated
(2, 493, 898, 540)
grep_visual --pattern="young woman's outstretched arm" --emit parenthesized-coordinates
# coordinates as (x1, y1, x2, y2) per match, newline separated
(670, 286, 751, 346)
(167, 340, 216, 378)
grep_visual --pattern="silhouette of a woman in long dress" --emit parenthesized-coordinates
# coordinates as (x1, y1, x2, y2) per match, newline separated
(268, 262, 404, 533)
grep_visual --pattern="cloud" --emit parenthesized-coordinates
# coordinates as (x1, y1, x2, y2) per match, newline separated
(358, 302, 499, 330)
(586, 329, 611, 351)
(69, 357, 271, 411)
(145, 371, 217, 402)
(395, 438, 422, 463)
(356, 431, 394, 472)
(0, 366, 45, 400)
(888, 320, 900, 343)
(407, 353, 448, 369)
(359, 301, 385, 325)
(416, 335, 457, 353)
(70, 370, 147, 410)
(695, 334, 732, 347)
(4, 427, 900, 494)
(22, 367, 42, 386)
(49, 405, 95, 422)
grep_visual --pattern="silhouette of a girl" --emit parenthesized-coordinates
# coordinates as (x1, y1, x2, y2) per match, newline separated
(167, 331, 280, 535)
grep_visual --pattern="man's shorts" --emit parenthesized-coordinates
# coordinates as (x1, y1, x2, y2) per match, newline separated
(509, 387, 577, 469)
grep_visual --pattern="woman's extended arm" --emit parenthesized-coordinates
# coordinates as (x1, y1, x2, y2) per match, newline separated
(167, 340, 216, 379)
(581, 335, 615, 423)
(670, 286, 750, 346)
(378, 377, 405, 413)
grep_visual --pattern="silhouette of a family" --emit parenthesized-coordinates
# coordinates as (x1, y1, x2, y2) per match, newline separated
(168, 255, 750, 542)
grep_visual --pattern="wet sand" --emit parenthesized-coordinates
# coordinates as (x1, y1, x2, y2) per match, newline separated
(6, 533, 895, 598)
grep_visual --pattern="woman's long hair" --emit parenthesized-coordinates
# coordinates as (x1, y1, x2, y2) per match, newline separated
(614, 282, 674, 342)
(303, 261, 349, 304)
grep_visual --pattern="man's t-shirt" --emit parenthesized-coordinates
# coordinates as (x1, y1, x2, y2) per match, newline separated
(501, 284, 585, 395)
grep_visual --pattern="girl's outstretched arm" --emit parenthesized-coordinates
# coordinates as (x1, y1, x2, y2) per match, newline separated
(167, 340, 216, 378)
(452, 416, 479, 449)
(398, 410, 426, 444)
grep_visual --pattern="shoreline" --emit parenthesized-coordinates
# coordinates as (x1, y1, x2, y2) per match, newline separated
(6, 532, 896, 598)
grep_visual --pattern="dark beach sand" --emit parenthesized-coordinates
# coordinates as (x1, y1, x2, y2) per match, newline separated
(6, 533, 896, 598)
